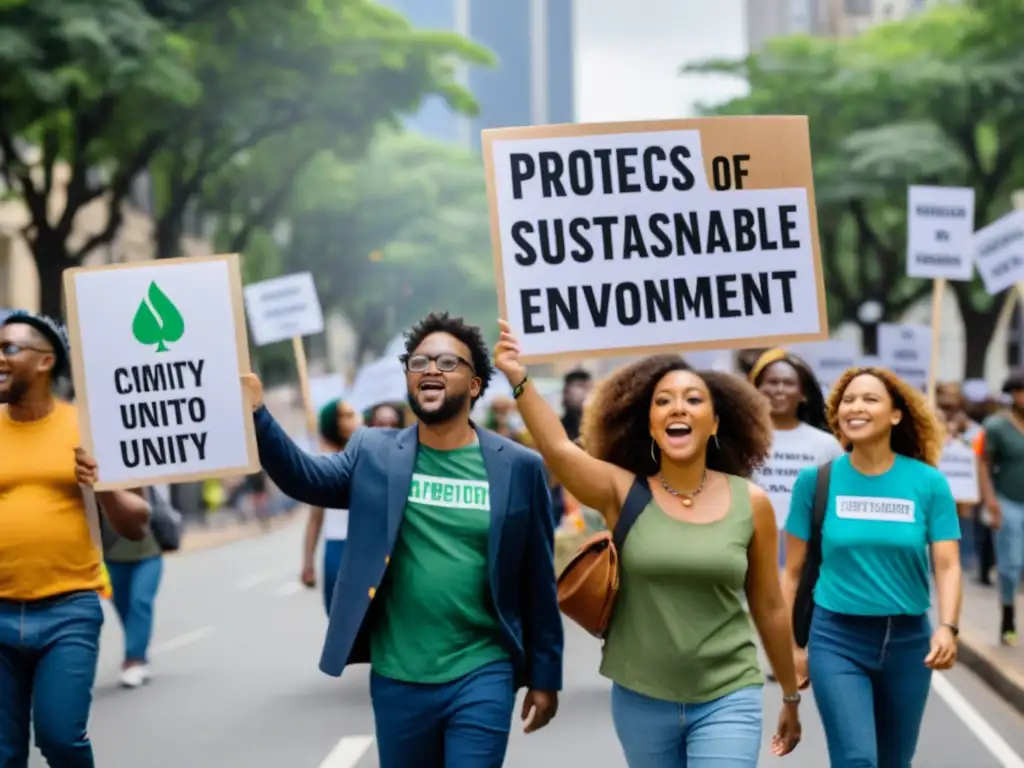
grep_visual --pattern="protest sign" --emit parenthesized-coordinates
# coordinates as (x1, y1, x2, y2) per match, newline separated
(64, 254, 259, 490)
(876, 324, 931, 391)
(906, 186, 975, 281)
(940, 439, 980, 504)
(481, 117, 828, 362)
(973, 210, 1024, 296)
(788, 340, 860, 392)
(244, 272, 324, 347)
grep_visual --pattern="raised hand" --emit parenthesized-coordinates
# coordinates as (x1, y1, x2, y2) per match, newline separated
(241, 373, 264, 412)
(494, 319, 527, 387)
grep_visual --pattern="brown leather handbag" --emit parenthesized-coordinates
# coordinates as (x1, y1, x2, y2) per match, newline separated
(556, 477, 652, 638)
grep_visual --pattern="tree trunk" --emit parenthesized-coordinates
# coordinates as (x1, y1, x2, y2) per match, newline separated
(959, 300, 1003, 378)
(155, 212, 184, 260)
(34, 237, 75, 320)
(859, 321, 880, 356)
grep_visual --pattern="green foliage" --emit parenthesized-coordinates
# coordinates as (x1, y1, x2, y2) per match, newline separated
(686, 0, 1024, 370)
(280, 131, 497, 362)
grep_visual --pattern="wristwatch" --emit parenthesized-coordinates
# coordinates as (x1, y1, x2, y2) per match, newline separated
(782, 691, 801, 705)
(942, 623, 960, 637)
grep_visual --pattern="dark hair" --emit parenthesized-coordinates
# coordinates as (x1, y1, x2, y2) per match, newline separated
(563, 369, 591, 386)
(2, 311, 69, 377)
(752, 354, 828, 431)
(367, 402, 406, 428)
(580, 355, 773, 479)
(401, 312, 493, 404)
(1003, 370, 1024, 394)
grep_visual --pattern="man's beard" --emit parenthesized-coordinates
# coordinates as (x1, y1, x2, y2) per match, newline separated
(1012, 403, 1024, 420)
(0, 379, 28, 406)
(408, 387, 469, 425)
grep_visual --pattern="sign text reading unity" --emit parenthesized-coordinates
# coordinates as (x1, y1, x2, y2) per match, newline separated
(482, 117, 828, 361)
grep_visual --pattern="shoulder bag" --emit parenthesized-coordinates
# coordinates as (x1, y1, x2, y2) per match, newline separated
(792, 459, 834, 649)
(556, 476, 652, 638)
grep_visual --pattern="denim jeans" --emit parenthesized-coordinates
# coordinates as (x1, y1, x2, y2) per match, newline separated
(370, 660, 515, 768)
(610, 683, 763, 768)
(808, 606, 932, 767)
(995, 495, 1024, 607)
(0, 590, 104, 767)
(107, 556, 163, 662)
(322, 539, 346, 615)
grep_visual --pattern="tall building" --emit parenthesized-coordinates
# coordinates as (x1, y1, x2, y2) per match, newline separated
(385, 0, 575, 149)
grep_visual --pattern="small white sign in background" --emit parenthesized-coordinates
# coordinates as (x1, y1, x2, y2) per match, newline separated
(64, 255, 259, 490)
(906, 185, 975, 281)
(876, 323, 931, 391)
(940, 439, 980, 504)
(244, 272, 325, 347)
(973, 210, 1024, 296)
(788, 340, 861, 392)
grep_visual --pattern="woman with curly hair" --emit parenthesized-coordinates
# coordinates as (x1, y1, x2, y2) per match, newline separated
(781, 367, 962, 766)
(494, 320, 802, 766)
(749, 350, 843, 561)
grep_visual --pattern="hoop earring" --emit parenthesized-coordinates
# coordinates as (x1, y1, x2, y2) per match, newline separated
(650, 438, 658, 464)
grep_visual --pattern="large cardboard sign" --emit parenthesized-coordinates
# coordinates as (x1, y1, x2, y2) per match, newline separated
(64, 254, 260, 490)
(974, 210, 1024, 296)
(482, 117, 828, 362)
(244, 272, 325, 347)
(906, 185, 975, 281)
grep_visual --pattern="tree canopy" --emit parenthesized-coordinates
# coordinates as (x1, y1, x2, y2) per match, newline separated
(687, 0, 1024, 372)
(0, 0, 490, 317)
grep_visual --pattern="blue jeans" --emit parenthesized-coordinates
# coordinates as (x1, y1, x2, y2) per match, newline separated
(107, 556, 163, 662)
(322, 539, 346, 615)
(995, 495, 1024, 607)
(0, 590, 104, 767)
(370, 660, 515, 768)
(808, 607, 932, 767)
(610, 683, 762, 767)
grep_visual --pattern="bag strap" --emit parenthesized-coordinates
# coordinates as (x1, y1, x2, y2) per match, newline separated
(612, 476, 653, 552)
(808, 459, 834, 561)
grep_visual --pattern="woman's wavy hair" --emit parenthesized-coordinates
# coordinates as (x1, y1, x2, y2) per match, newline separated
(749, 349, 829, 431)
(580, 354, 773, 479)
(826, 367, 945, 466)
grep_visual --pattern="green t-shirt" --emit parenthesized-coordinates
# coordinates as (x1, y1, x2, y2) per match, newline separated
(370, 443, 508, 683)
(982, 413, 1024, 502)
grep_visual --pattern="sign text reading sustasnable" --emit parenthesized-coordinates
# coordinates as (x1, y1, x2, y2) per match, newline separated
(483, 118, 827, 361)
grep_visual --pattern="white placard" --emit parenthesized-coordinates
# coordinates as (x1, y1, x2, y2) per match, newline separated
(962, 378, 990, 402)
(685, 349, 735, 372)
(483, 119, 827, 361)
(308, 373, 347, 414)
(973, 210, 1024, 296)
(876, 323, 931, 391)
(64, 256, 258, 490)
(345, 356, 407, 414)
(244, 272, 325, 347)
(906, 185, 975, 281)
(940, 439, 980, 504)
(788, 340, 860, 391)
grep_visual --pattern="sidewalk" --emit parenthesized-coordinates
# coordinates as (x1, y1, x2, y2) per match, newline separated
(957, 577, 1024, 714)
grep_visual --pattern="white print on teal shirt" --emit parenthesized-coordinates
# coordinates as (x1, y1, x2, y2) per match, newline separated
(408, 473, 490, 510)
(835, 496, 915, 523)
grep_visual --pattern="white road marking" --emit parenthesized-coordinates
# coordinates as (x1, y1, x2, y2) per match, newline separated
(149, 626, 213, 656)
(931, 674, 1024, 768)
(318, 735, 374, 768)
(235, 567, 292, 591)
(272, 581, 303, 597)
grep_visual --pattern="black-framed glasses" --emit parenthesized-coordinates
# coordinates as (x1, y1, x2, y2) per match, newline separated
(0, 342, 52, 358)
(404, 353, 474, 374)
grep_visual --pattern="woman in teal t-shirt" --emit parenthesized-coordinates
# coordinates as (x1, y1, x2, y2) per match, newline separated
(782, 367, 962, 767)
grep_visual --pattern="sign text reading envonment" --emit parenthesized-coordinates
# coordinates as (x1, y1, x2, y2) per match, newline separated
(489, 128, 822, 357)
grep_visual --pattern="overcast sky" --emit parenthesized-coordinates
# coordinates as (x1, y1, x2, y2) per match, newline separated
(575, 0, 749, 121)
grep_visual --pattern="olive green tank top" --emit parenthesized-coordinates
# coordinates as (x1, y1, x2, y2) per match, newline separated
(600, 474, 763, 703)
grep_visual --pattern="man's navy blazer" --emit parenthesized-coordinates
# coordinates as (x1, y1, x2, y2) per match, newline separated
(253, 407, 564, 692)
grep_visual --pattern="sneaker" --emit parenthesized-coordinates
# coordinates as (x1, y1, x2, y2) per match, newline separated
(1002, 631, 1019, 648)
(118, 665, 150, 688)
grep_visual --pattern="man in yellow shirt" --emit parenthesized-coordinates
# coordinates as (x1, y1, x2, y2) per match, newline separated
(0, 311, 151, 767)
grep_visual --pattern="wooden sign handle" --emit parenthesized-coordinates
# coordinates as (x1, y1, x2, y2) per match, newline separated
(291, 336, 318, 441)
(926, 277, 946, 406)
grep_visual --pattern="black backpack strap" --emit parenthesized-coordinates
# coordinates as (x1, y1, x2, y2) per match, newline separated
(612, 476, 653, 552)
(808, 459, 834, 561)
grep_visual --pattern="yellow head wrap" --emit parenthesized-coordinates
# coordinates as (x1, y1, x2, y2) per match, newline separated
(748, 348, 789, 384)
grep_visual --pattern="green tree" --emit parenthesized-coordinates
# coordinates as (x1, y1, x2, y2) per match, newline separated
(281, 132, 497, 363)
(687, 0, 1024, 371)
(0, 0, 490, 318)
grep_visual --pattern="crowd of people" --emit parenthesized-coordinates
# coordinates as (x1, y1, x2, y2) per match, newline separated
(2, 303, 1023, 767)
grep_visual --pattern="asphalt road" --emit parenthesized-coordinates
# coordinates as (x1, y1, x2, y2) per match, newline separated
(30, 522, 1024, 767)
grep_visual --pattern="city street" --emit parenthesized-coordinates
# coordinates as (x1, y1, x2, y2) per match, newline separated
(39, 522, 1024, 768)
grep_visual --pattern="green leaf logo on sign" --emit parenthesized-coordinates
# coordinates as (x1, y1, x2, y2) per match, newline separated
(132, 281, 185, 353)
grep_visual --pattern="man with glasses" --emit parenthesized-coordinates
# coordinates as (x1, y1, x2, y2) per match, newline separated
(243, 311, 562, 768)
(0, 311, 151, 767)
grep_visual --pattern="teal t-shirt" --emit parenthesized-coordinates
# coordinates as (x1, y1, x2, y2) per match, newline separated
(785, 454, 960, 617)
(370, 443, 509, 683)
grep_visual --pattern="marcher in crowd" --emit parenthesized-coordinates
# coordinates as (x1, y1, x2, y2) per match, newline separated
(245, 312, 562, 768)
(749, 349, 844, 563)
(0, 311, 151, 767)
(104, 488, 167, 689)
(485, 394, 528, 444)
(782, 366, 962, 766)
(978, 371, 1024, 647)
(301, 399, 360, 613)
(936, 381, 983, 574)
(366, 402, 406, 429)
(494, 320, 802, 765)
